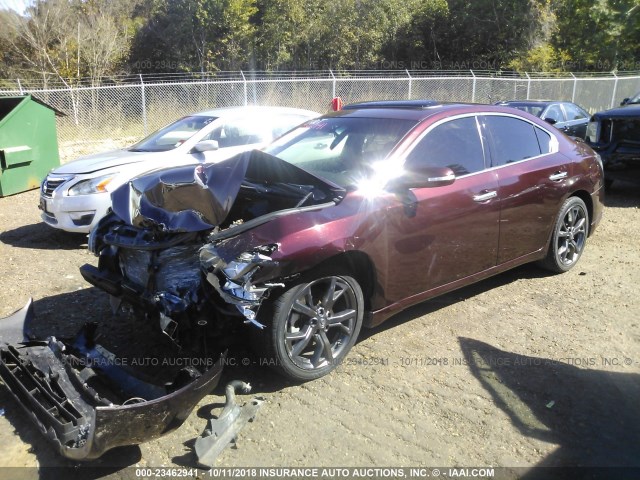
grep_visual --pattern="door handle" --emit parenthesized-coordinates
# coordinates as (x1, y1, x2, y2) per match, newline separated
(473, 190, 497, 202)
(549, 171, 568, 181)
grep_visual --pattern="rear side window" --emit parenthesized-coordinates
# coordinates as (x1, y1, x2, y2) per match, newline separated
(534, 128, 552, 153)
(405, 116, 485, 176)
(483, 116, 542, 167)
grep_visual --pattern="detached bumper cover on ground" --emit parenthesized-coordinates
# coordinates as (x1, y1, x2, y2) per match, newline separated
(0, 299, 224, 460)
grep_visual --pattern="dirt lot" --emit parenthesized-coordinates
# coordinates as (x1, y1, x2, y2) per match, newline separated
(0, 183, 638, 478)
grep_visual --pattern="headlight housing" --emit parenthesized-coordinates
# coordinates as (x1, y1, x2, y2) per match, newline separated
(586, 120, 600, 144)
(68, 174, 117, 196)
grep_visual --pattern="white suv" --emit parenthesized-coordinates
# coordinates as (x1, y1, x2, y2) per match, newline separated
(40, 106, 319, 233)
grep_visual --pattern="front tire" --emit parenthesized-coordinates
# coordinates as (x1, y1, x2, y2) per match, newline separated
(539, 196, 589, 273)
(258, 270, 364, 381)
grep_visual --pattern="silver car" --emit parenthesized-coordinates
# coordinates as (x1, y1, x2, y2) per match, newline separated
(39, 106, 319, 233)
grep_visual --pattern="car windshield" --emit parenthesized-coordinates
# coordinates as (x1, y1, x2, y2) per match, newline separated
(628, 92, 640, 104)
(129, 115, 217, 152)
(264, 116, 417, 188)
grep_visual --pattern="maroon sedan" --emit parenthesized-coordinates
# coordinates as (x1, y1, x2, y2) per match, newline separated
(81, 100, 604, 381)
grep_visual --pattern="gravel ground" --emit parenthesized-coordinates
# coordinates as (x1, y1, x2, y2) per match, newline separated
(0, 183, 638, 478)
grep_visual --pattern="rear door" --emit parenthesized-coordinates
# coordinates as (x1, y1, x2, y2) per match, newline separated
(480, 114, 571, 264)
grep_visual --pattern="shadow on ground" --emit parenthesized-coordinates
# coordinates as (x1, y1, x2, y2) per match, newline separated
(459, 337, 640, 479)
(0, 222, 87, 250)
(604, 180, 640, 208)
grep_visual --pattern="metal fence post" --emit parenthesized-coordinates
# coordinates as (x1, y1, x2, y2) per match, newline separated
(57, 76, 80, 126)
(610, 72, 619, 108)
(405, 69, 412, 99)
(240, 70, 248, 106)
(525, 72, 531, 100)
(17, 79, 24, 95)
(140, 74, 147, 135)
(330, 70, 336, 98)
(470, 70, 476, 103)
(69, 86, 79, 126)
(570, 72, 577, 103)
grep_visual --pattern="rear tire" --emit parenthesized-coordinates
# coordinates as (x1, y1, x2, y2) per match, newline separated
(255, 268, 364, 381)
(539, 196, 589, 273)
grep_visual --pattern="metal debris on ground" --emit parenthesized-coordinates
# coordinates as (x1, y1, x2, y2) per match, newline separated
(195, 380, 264, 468)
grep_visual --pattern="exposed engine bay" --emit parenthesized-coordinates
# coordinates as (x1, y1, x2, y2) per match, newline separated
(84, 150, 345, 353)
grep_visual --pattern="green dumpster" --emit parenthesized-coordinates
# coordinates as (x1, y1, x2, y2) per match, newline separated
(0, 95, 64, 197)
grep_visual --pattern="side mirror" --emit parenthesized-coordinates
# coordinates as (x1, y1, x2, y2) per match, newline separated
(192, 140, 219, 153)
(621, 98, 630, 106)
(388, 165, 456, 190)
(543, 117, 557, 125)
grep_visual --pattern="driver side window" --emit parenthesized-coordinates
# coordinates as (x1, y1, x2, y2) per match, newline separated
(405, 116, 486, 177)
(544, 105, 565, 123)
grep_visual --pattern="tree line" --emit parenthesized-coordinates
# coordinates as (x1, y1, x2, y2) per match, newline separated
(1, 0, 639, 86)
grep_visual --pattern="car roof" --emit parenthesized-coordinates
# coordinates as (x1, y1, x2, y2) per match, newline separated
(496, 100, 562, 106)
(343, 100, 443, 110)
(329, 101, 524, 122)
(192, 105, 319, 118)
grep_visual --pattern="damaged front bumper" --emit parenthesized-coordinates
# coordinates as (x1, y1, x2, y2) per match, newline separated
(0, 300, 224, 461)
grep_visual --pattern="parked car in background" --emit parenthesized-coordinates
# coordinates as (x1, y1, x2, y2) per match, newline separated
(495, 100, 590, 139)
(81, 100, 604, 383)
(586, 91, 640, 187)
(39, 106, 319, 233)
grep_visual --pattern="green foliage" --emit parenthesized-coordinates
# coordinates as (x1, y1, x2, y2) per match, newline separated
(551, 0, 640, 71)
(2, 0, 640, 81)
(129, 0, 257, 72)
(508, 43, 572, 72)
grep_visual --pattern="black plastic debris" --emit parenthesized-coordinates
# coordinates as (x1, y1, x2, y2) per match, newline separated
(0, 300, 225, 460)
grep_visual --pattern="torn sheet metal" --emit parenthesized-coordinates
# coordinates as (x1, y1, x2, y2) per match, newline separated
(0, 301, 224, 460)
(195, 380, 264, 468)
(109, 150, 345, 233)
(110, 152, 249, 232)
(201, 245, 283, 327)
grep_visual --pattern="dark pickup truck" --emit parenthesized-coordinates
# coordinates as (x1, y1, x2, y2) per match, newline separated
(586, 92, 640, 186)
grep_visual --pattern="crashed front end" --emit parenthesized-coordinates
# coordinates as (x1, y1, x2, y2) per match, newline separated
(84, 150, 344, 339)
(0, 151, 344, 460)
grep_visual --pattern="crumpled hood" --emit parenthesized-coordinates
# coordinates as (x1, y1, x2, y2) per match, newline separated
(592, 104, 640, 120)
(52, 148, 153, 174)
(110, 150, 345, 232)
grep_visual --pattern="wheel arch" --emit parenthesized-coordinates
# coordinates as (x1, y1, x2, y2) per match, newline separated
(569, 189, 593, 236)
(303, 250, 378, 317)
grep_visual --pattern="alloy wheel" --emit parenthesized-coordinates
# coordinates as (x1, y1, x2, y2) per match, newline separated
(284, 276, 358, 370)
(556, 203, 587, 267)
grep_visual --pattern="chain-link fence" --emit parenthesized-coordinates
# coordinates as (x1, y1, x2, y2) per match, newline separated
(1, 70, 639, 161)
